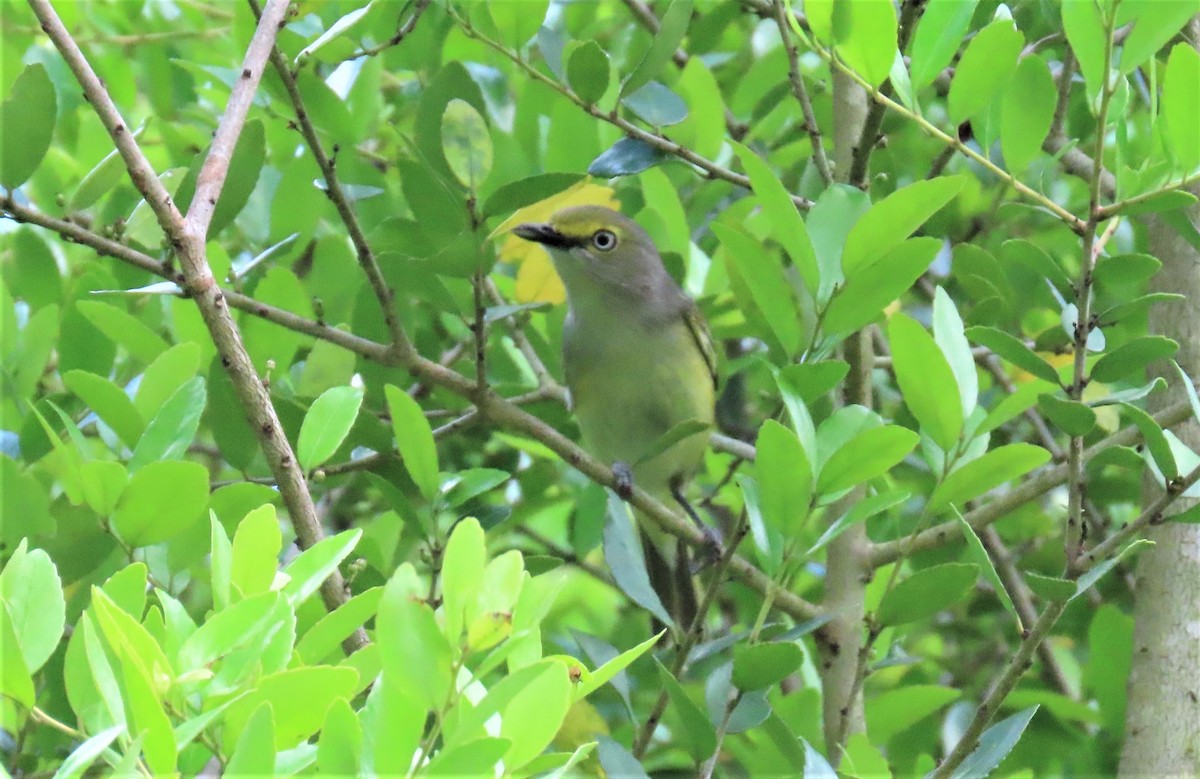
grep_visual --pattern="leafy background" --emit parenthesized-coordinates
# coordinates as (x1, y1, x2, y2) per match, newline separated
(1, 0, 1198, 776)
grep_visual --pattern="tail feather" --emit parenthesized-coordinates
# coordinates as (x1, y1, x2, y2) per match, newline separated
(642, 535, 699, 631)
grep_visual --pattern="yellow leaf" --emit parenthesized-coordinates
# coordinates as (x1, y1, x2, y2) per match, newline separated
(492, 180, 618, 304)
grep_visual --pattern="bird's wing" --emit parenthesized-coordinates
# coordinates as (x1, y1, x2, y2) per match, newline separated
(682, 302, 719, 390)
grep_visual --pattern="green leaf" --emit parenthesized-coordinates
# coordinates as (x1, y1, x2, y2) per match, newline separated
(588, 136, 669, 177)
(1091, 336, 1178, 383)
(72, 127, 145, 210)
(574, 630, 664, 701)
(384, 384, 440, 501)
(0, 607, 34, 708)
(76, 300, 170, 365)
(318, 698, 362, 778)
(622, 0, 692, 96)
(1098, 292, 1185, 326)
(297, 586, 382, 664)
(603, 495, 673, 626)
(1025, 572, 1076, 602)
(1121, 402, 1178, 480)
(497, 662, 572, 769)
(1062, 0, 1108, 99)
(425, 737, 511, 776)
(808, 490, 909, 559)
(824, 237, 941, 337)
(732, 642, 804, 691)
(756, 420, 814, 535)
(621, 80, 689, 126)
(888, 313, 963, 450)
(947, 20, 1024, 124)
(135, 342, 202, 420)
(841, 178, 962, 275)
(1118, 0, 1198, 74)
(223, 666, 359, 750)
(481, 173, 585, 218)
(1108, 191, 1198, 218)
(297, 385, 363, 471)
(952, 508, 1020, 628)
(378, 563, 452, 709)
(442, 99, 492, 190)
(1002, 55, 1056, 172)
(715, 222, 801, 355)
(732, 142, 818, 293)
(280, 528, 362, 606)
(808, 184, 872, 302)
(112, 460, 209, 546)
(177, 592, 281, 671)
(933, 286, 979, 418)
(442, 468, 511, 508)
(489, 0, 549, 50)
(63, 370, 145, 449)
(1088, 376, 1167, 407)
(566, 40, 610, 104)
(225, 704, 275, 777)
(655, 657, 717, 762)
(877, 563, 978, 626)
(80, 460, 128, 517)
(0, 64, 57, 188)
(0, 540, 66, 674)
(1038, 394, 1097, 436)
(909, 0, 981, 90)
(1173, 361, 1200, 423)
(966, 326, 1062, 386)
(52, 724, 125, 779)
(865, 684, 961, 745)
(950, 706, 1039, 779)
(230, 504, 282, 599)
(441, 517, 486, 645)
(361, 678, 424, 776)
(1086, 604, 1133, 733)
(930, 444, 1051, 513)
(775, 362, 849, 405)
(1075, 539, 1153, 600)
(128, 376, 206, 472)
(817, 425, 919, 495)
(835, 0, 898, 88)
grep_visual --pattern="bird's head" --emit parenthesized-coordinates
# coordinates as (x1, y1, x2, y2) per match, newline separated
(513, 205, 669, 300)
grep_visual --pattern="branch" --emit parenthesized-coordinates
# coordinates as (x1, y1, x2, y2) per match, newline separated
(867, 400, 1195, 567)
(30, 0, 366, 650)
(448, 8, 813, 210)
(247, 0, 413, 354)
(771, 0, 833, 185)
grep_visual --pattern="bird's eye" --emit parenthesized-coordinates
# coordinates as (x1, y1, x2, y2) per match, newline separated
(591, 229, 617, 251)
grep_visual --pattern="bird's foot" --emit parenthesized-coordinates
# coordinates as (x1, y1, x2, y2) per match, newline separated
(613, 461, 635, 501)
(691, 524, 724, 574)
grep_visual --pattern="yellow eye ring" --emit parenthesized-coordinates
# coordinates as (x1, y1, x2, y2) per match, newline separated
(591, 229, 617, 251)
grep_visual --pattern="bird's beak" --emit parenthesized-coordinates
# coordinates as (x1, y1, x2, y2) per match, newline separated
(513, 222, 575, 249)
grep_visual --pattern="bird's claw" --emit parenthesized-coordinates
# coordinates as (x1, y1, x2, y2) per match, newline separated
(613, 461, 635, 501)
(691, 524, 724, 573)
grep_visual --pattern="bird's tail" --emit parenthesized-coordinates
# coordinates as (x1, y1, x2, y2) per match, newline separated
(638, 514, 700, 632)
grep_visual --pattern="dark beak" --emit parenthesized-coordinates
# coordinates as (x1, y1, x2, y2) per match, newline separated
(513, 222, 576, 249)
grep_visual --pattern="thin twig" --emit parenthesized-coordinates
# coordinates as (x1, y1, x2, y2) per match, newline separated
(336, 0, 431, 62)
(771, 0, 833, 184)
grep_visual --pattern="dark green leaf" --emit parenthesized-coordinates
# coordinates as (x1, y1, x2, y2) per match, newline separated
(604, 494, 672, 625)
(877, 563, 978, 626)
(597, 736, 650, 779)
(1098, 293, 1184, 326)
(566, 40, 610, 104)
(966, 326, 1062, 386)
(715, 223, 801, 354)
(655, 657, 717, 762)
(297, 385, 364, 471)
(948, 20, 1023, 124)
(0, 64, 57, 189)
(775, 362, 849, 405)
(865, 685, 961, 745)
(1120, 402, 1177, 480)
(1110, 190, 1197, 217)
(481, 173, 585, 218)
(1038, 394, 1097, 436)
(1075, 539, 1154, 600)
(951, 508, 1020, 628)
(732, 642, 803, 690)
(442, 99, 492, 190)
(808, 490, 909, 558)
(621, 81, 689, 126)
(1093, 253, 1161, 286)
(1090, 336, 1178, 383)
(588, 137, 669, 177)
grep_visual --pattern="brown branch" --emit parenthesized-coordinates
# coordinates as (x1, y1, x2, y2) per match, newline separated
(771, 0, 833, 185)
(247, 0, 413, 355)
(185, 0, 288, 239)
(867, 400, 1195, 567)
(29, 0, 366, 651)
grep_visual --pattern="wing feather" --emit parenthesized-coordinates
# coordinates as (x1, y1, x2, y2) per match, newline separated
(682, 303, 719, 390)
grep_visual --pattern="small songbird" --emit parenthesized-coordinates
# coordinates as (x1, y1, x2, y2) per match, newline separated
(514, 205, 718, 625)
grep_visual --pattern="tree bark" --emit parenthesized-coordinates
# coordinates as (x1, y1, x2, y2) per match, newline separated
(1118, 185, 1200, 776)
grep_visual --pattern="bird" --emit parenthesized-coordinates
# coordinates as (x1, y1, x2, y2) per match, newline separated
(513, 205, 718, 627)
